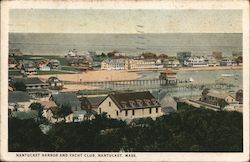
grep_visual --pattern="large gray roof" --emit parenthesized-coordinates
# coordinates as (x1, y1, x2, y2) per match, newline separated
(14, 78, 47, 85)
(51, 93, 81, 111)
(108, 91, 161, 110)
(9, 91, 31, 103)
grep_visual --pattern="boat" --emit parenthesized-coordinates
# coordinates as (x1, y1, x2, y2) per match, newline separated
(221, 74, 234, 77)
(189, 77, 194, 82)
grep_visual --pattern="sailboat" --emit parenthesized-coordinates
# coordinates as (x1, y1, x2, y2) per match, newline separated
(189, 77, 194, 82)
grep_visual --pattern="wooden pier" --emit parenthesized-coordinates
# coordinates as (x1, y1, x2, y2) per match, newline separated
(64, 79, 235, 91)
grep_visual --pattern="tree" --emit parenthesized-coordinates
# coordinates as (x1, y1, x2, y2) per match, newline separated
(9, 118, 53, 151)
(218, 99, 229, 110)
(29, 102, 44, 122)
(13, 81, 26, 91)
(59, 104, 73, 120)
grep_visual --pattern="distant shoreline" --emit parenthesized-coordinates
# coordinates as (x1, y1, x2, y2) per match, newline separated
(174, 65, 242, 72)
(128, 66, 242, 72)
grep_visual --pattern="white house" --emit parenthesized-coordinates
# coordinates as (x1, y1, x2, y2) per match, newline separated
(98, 91, 163, 120)
(184, 56, 208, 67)
(101, 59, 129, 70)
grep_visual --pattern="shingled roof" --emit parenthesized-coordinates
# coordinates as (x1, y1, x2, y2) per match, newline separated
(9, 91, 31, 103)
(207, 92, 233, 99)
(14, 78, 47, 85)
(108, 91, 161, 110)
(51, 93, 81, 111)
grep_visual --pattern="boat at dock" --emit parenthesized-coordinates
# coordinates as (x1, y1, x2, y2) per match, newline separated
(221, 74, 234, 77)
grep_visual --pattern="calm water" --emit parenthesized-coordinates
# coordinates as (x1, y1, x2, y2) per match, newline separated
(9, 33, 242, 56)
(139, 69, 242, 98)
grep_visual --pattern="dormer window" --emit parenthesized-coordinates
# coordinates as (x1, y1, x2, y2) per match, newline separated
(121, 101, 127, 108)
(136, 99, 143, 107)
(129, 100, 136, 107)
(144, 99, 151, 106)
(151, 99, 159, 106)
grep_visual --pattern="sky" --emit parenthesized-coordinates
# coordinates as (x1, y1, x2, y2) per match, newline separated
(9, 9, 242, 33)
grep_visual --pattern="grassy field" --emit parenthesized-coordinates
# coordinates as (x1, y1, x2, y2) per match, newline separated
(23, 55, 70, 66)
(36, 70, 72, 75)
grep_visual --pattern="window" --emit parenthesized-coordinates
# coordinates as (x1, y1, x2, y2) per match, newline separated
(109, 101, 111, 107)
(99, 108, 102, 114)
(149, 108, 152, 114)
(125, 110, 128, 116)
(132, 110, 135, 116)
(156, 108, 158, 113)
(116, 110, 119, 116)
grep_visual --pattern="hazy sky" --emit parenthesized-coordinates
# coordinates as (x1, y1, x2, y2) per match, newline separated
(9, 9, 242, 33)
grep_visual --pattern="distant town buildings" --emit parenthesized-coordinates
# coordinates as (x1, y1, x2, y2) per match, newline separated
(98, 91, 163, 120)
(101, 59, 129, 70)
(164, 59, 181, 68)
(21, 60, 38, 75)
(176, 52, 191, 65)
(220, 58, 237, 66)
(184, 56, 208, 67)
(69, 58, 92, 70)
(101, 58, 163, 70)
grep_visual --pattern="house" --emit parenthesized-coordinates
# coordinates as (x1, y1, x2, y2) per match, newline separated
(159, 69, 177, 85)
(14, 78, 49, 90)
(69, 58, 91, 70)
(128, 59, 159, 69)
(66, 49, 78, 58)
(21, 60, 37, 75)
(44, 104, 95, 123)
(98, 91, 162, 120)
(220, 58, 237, 66)
(39, 66, 51, 71)
(48, 59, 60, 69)
(201, 92, 238, 107)
(101, 59, 129, 70)
(183, 56, 208, 67)
(80, 96, 106, 112)
(65, 110, 96, 123)
(47, 76, 63, 90)
(236, 89, 243, 104)
(50, 93, 81, 111)
(14, 78, 50, 100)
(205, 55, 220, 67)
(165, 59, 181, 68)
(8, 91, 34, 112)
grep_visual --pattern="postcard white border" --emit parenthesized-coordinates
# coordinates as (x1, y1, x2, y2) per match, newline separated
(1, 0, 249, 161)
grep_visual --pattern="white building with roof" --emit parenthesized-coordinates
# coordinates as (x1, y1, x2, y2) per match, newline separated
(101, 59, 129, 70)
(98, 91, 163, 120)
(184, 56, 208, 67)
